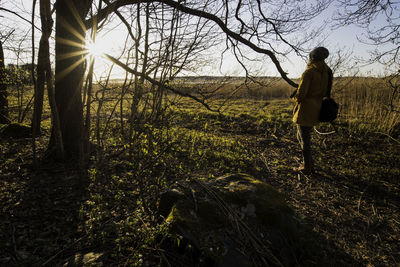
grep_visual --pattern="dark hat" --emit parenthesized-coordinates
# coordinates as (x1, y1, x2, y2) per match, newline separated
(309, 47, 329, 61)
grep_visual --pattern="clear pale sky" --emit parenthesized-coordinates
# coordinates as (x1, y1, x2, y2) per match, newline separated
(0, 0, 394, 78)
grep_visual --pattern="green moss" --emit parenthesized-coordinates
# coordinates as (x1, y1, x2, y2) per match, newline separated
(166, 199, 228, 231)
(165, 173, 301, 253)
(213, 174, 301, 243)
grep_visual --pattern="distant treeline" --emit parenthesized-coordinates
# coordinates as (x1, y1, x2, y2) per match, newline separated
(4, 63, 37, 85)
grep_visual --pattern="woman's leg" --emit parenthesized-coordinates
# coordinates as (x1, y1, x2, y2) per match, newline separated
(297, 125, 313, 169)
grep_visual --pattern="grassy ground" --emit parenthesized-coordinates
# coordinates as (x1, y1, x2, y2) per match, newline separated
(1, 97, 399, 266)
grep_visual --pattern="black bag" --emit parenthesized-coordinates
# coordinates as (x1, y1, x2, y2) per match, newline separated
(319, 68, 338, 122)
(319, 97, 339, 122)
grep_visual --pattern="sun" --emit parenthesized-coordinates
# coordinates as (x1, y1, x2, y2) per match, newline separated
(83, 34, 121, 77)
(85, 39, 106, 57)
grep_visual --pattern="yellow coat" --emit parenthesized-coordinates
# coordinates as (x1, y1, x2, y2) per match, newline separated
(292, 61, 330, 126)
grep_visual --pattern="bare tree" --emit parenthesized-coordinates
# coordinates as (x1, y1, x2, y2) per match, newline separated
(32, 0, 46, 136)
(25, 0, 330, 160)
(35, 0, 65, 159)
(334, 0, 400, 68)
(3, 32, 33, 123)
(88, 0, 330, 86)
(0, 5, 41, 124)
(0, 37, 10, 124)
(333, 0, 400, 125)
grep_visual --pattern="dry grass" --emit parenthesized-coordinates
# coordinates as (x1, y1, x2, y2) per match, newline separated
(174, 76, 294, 99)
(176, 76, 400, 134)
(333, 77, 400, 133)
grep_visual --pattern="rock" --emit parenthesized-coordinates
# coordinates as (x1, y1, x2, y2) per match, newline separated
(81, 252, 103, 265)
(158, 188, 185, 218)
(160, 173, 311, 267)
(63, 252, 103, 266)
(0, 123, 31, 138)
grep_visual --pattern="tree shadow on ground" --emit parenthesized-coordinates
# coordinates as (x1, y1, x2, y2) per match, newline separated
(289, 168, 399, 267)
(259, 177, 366, 266)
(300, 208, 365, 267)
(0, 159, 89, 266)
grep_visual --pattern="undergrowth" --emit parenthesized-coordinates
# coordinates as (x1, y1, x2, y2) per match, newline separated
(1, 98, 399, 266)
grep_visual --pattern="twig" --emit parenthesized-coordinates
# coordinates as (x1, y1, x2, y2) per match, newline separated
(160, 251, 172, 267)
(104, 54, 219, 112)
(41, 237, 84, 266)
(0, 8, 42, 31)
(357, 191, 365, 215)
(11, 223, 18, 260)
(195, 179, 283, 267)
(374, 131, 400, 145)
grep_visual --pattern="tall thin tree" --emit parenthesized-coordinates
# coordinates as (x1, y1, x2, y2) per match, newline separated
(0, 38, 10, 124)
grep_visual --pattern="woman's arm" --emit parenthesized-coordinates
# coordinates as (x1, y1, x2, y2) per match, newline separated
(294, 70, 312, 102)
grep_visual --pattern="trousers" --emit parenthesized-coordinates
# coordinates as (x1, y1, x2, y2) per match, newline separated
(296, 125, 313, 168)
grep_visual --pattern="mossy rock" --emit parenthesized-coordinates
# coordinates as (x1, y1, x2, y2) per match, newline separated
(161, 173, 312, 267)
(215, 174, 300, 241)
(0, 123, 31, 138)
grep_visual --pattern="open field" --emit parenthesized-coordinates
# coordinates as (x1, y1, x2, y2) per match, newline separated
(1, 77, 400, 266)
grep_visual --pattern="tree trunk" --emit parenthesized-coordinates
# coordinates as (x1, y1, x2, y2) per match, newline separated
(35, 0, 65, 159)
(50, 0, 92, 159)
(32, 32, 46, 136)
(0, 39, 10, 124)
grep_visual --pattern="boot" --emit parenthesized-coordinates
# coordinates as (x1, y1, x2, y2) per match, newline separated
(293, 165, 314, 174)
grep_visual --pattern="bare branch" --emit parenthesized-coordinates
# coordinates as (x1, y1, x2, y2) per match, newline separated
(0, 7, 42, 31)
(105, 53, 218, 112)
(157, 0, 299, 87)
(87, 0, 299, 87)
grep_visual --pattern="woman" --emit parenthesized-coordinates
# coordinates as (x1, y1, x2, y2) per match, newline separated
(292, 47, 332, 174)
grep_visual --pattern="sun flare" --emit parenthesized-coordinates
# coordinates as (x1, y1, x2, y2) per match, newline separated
(83, 34, 120, 76)
(86, 39, 106, 57)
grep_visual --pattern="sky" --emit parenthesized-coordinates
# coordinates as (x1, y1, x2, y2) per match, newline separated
(0, 0, 396, 78)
